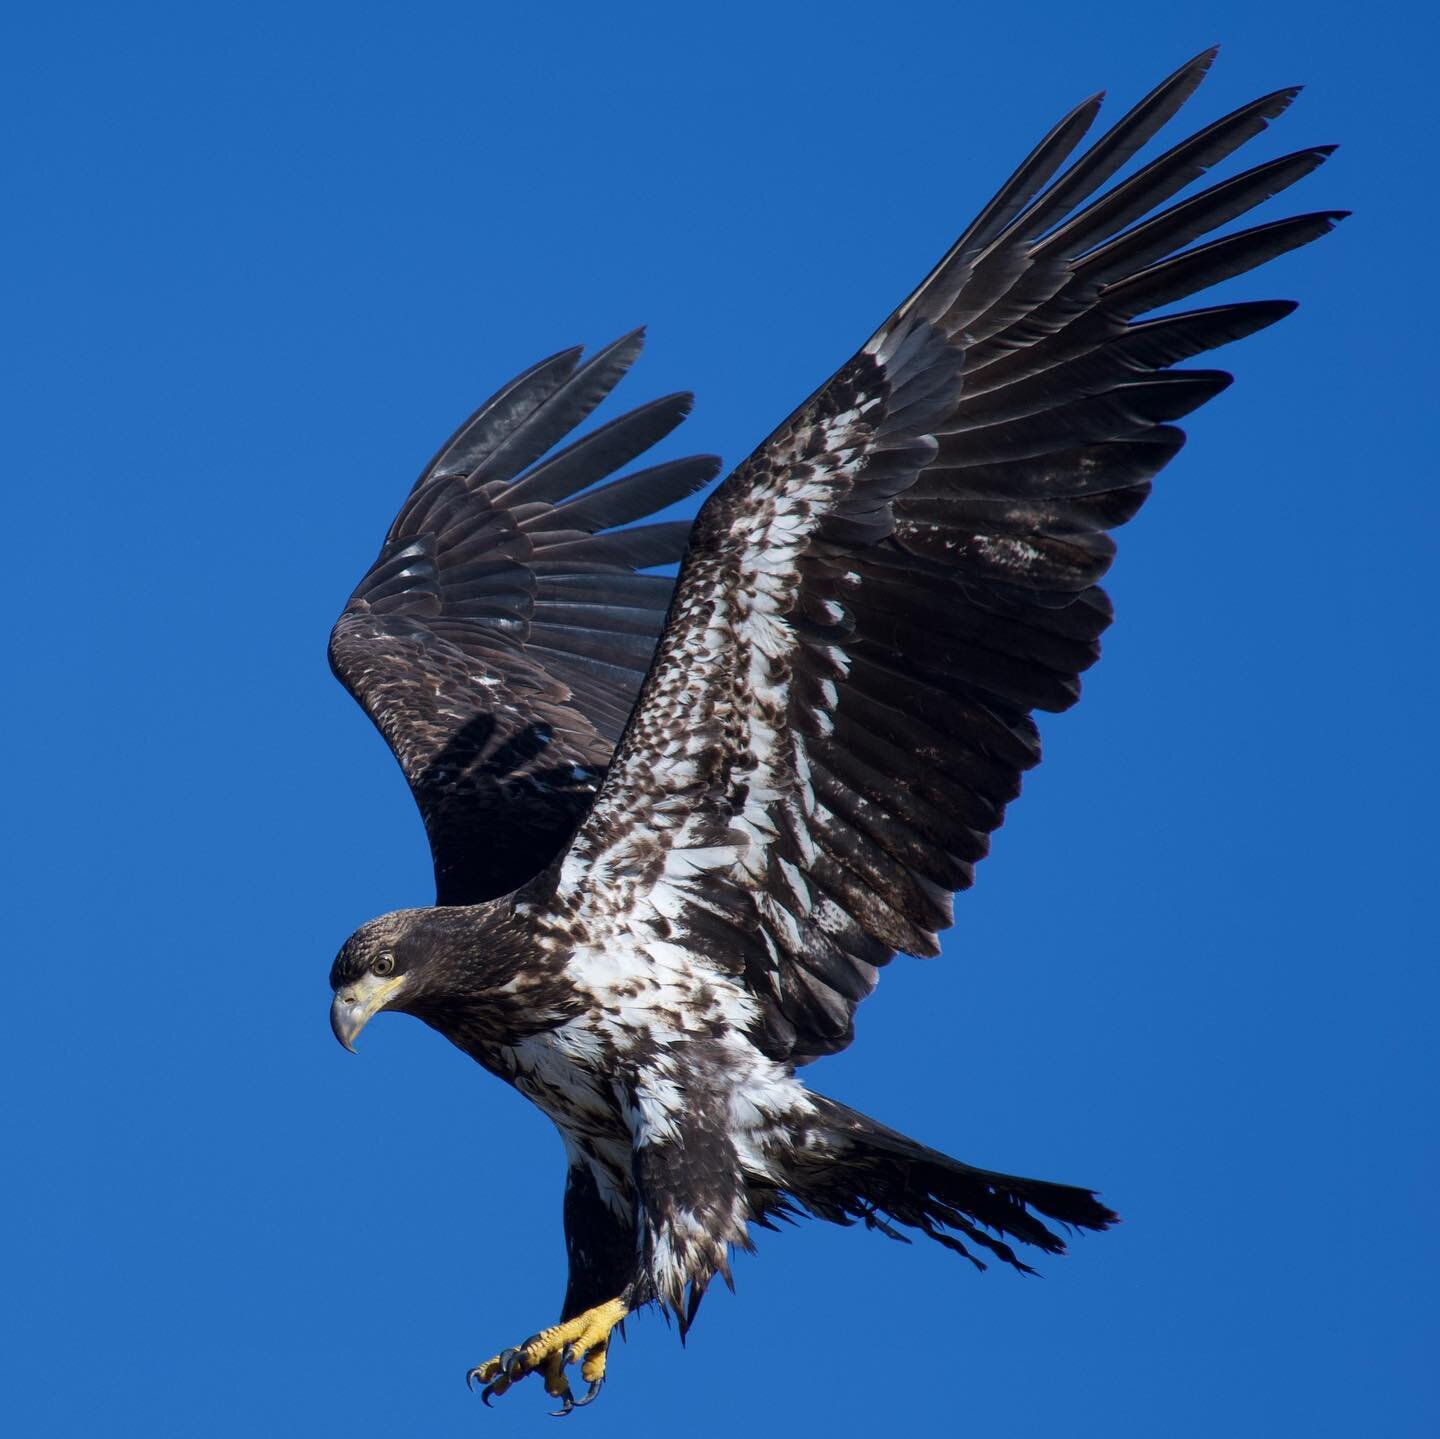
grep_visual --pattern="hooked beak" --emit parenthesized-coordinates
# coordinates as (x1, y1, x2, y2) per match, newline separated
(330, 972, 407, 1053)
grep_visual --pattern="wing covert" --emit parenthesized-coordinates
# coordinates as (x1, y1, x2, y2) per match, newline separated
(537, 51, 1344, 1062)
(331, 329, 719, 904)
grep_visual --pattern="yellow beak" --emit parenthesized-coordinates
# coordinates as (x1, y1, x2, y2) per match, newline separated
(329, 972, 407, 1052)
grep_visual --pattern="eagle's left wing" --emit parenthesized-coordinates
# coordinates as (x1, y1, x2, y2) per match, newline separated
(330, 331, 718, 904)
(532, 51, 1343, 1063)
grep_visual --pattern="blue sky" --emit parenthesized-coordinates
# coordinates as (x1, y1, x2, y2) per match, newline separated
(5, 2, 1435, 1435)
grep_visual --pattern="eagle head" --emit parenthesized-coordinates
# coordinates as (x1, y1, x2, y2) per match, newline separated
(328, 908, 432, 1052)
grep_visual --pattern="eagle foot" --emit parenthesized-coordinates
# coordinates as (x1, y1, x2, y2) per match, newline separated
(466, 1297, 628, 1415)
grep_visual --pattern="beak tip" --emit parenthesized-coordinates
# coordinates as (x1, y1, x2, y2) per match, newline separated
(330, 999, 364, 1054)
(330, 974, 404, 1053)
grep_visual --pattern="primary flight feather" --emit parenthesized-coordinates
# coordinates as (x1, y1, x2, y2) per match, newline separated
(328, 48, 1342, 1413)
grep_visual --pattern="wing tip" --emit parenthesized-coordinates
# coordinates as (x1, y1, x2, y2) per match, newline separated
(547, 342, 587, 370)
(1171, 43, 1220, 85)
(599, 324, 648, 359)
(1149, 44, 1219, 99)
(658, 389, 697, 419)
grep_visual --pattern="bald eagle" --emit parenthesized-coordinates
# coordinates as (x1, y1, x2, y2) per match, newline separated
(328, 49, 1341, 1413)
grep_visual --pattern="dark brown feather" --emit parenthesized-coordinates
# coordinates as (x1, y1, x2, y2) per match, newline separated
(540, 51, 1343, 1062)
(331, 335, 717, 903)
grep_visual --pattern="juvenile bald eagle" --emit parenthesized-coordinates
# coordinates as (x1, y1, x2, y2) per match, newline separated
(329, 50, 1341, 1413)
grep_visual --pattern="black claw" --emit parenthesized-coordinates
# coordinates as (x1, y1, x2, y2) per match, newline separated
(561, 1343, 578, 1368)
(480, 1383, 502, 1408)
(573, 1377, 605, 1408)
(548, 1376, 576, 1419)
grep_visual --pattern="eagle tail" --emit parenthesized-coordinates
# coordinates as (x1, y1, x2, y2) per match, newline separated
(788, 1095, 1117, 1273)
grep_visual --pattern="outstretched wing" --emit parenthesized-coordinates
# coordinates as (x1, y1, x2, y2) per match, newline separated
(330, 330, 719, 904)
(537, 51, 1345, 1062)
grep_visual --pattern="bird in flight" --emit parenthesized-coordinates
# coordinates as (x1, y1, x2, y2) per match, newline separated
(328, 48, 1340, 1415)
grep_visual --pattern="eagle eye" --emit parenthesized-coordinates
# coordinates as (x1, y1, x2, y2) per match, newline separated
(372, 952, 395, 977)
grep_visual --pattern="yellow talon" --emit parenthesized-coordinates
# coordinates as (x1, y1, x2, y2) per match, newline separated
(467, 1298, 628, 1412)
(579, 1344, 609, 1387)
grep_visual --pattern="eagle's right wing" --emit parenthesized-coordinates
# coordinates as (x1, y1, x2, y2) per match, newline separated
(330, 331, 718, 905)
(536, 50, 1344, 1063)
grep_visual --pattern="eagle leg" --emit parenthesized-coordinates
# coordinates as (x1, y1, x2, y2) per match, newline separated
(466, 1296, 629, 1413)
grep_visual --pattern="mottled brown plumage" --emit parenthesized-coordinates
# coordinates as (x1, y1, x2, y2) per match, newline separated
(329, 49, 1342, 1412)
(330, 328, 718, 903)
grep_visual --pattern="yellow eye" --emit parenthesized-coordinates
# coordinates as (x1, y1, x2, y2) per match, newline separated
(372, 952, 395, 977)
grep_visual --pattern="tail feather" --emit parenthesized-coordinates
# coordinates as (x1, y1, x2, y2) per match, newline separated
(787, 1096, 1117, 1275)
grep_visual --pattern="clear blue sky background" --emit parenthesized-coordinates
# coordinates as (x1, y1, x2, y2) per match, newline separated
(5, 3, 1435, 1435)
